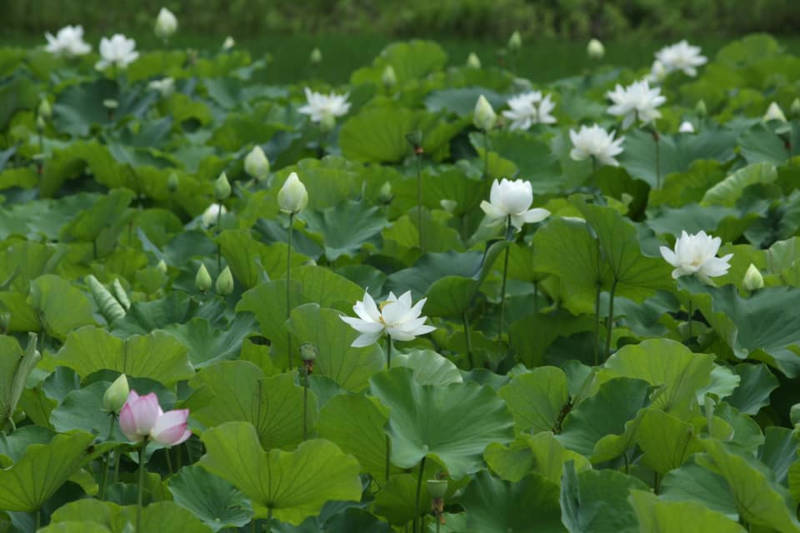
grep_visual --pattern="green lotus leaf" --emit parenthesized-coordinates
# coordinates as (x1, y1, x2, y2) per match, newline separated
(168, 465, 253, 531)
(498, 366, 569, 435)
(629, 490, 746, 533)
(701, 161, 778, 206)
(727, 363, 779, 415)
(54, 326, 193, 385)
(50, 499, 212, 533)
(391, 349, 462, 386)
(199, 421, 362, 524)
(636, 408, 703, 475)
(29, 275, 97, 341)
(370, 367, 514, 478)
(485, 432, 590, 484)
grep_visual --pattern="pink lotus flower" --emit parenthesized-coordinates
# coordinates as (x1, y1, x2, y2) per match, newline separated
(119, 391, 191, 446)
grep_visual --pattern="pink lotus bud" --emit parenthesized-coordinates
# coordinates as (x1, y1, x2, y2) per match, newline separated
(150, 409, 191, 446)
(119, 391, 161, 442)
(119, 390, 192, 447)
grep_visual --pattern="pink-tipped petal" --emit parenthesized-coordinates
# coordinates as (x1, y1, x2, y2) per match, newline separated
(118, 402, 141, 442)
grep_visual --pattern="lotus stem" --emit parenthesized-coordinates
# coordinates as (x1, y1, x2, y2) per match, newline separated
(416, 149, 424, 251)
(482, 130, 490, 180)
(413, 456, 427, 533)
(286, 212, 294, 370)
(605, 278, 618, 359)
(216, 204, 223, 272)
(593, 282, 601, 366)
(687, 299, 693, 341)
(99, 414, 116, 499)
(498, 215, 512, 346)
(302, 364, 309, 441)
(137, 445, 146, 532)
(463, 311, 474, 369)
(655, 132, 661, 189)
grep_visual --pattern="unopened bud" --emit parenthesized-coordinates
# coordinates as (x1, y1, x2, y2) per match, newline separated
(215, 266, 234, 295)
(156, 259, 168, 274)
(466, 52, 481, 69)
(167, 172, 179, 192)
(310, 47, 322, 64)
(587, 38, 604, 60)
(382, 65, 397, 88)
(678, 121, 695, 133)
(222, 36, 235, 50)
(244, 145, 270, 181)
(214, 171, 231, 200)
(508, 31, 522, 52)
(791, 98, 800, 118)
(278, 172, 308, 214)
(103, 99, 119, 110)
(36, 115, 46, 131)
(0, 312, 10, 333)
(440, 199, 457, 213)
(763, 102, 787, 123)
(102, 374, 129, 413)
(195, 263, 212, 292)
(378, 182, 393, 204)
(473, 94, 496, 131)
(155, 7, 178, 40)
(695, 100, 707, 117)
(38, 98, 52, 119)
(742, 263, 764, 291)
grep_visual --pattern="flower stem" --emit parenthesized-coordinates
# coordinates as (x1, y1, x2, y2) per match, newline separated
(605, 279, 618, 359)
(416, 150, 424, 251)
(302, 365, 309, 441)
(216, 203, 223, 273)
(687, 298, 693, 341)
(413, 456, 427, 533)
(385, 334, 393, 483)
(137, 445, 146, 532)
(654, 130, 661, 189)
(497, 216, 512, 345)
(286, 212, 294, 370)
(593, 282, 601, 366)
(482, 130, 490, 179)
(463, 311, 474, 369)
(99, 414, 116, 499)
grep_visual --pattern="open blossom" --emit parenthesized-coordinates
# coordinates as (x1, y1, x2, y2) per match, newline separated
(502, 91, 556, 130)
(96, 34, 139, 70)
(480, 178, 550, 231)
(607, 80, 666, 129)
(655, 40, 707, 77)
(340, 291, 435, 347)
(119, 391, 191, 446)
(298, 88, 350, 123)
(44, 25, 91, 57)
(660, 230, 732, 282)
(569, 124, 625, 166)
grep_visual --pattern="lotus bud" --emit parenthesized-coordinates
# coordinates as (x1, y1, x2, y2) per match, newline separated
(310, 47, 322, 64)
(167, 172, 179, 192)
(382, 65, 397, 89)
(440, 199, 457, 213)
(695, 100, 707, 117)
(0, 312, 10, 333)
(156, 259, 168, 274)
(36, 115, 46, 131)
(222, 36, 235, 50)
(215, 266, 234, 295)
(300, 343, 318, 362)
(763, 102, 787, 123)
(427, 479, 448, 499)
(587, 38, 604, 59)
(791, 98, 800, 118)
(466, 52, 481, 69)
(473, 94, 496, 131)
(678, 121, 695, 133)
(278, 172, 309, 214)
(508, 31, 522, 52)
(103, 99, 119, 110)
(195, 264, 212, 292)
(155, 7, 178, 40)
(319, 112, 336, 132)
(214, 171, 231, 200)
(201, 203, 227, 228)
(378, 181, 393, 204)
(102, 374, 129, 413)
(38, 98, 52, 119)
(244, 145, 270, 181)
(743, 263, 764, 291)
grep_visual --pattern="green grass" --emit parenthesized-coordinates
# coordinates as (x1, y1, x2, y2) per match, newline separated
(4, 31, 800, 85)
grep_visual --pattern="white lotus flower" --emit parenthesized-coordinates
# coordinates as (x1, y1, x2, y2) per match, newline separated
(659, 231, 732, 282)
(646, 60, 667, 84)
(222, 36, 235, 50)
(502, 91, 556, 130)
(277, 172, 308, 214)
(154, 7, 178, 40)
(298, 88, 350, 123)
(480, 178, 550, 231)
(44, 25, 91, 57)
(96, 34, 139, 70)
(147, 77, 175, 97)
(569, 124, 625, 166)
(655, 40, 707, 77)
(587, 38, 605, 59)
(607, 79, 666, 129)
(763, 102, 787, 123)
(340, 291, 435, 347)
(201, 203, 227, 228)
(678, 121, 695, 133)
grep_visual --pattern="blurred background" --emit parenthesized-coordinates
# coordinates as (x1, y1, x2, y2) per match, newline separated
(3, 0, 800, 83)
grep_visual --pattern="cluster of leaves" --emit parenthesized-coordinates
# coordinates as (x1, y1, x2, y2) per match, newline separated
(1, 33, 800, 532)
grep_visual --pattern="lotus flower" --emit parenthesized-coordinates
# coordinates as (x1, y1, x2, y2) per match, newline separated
(298, 88, 350, 123)
(659, 231, 732, 282)
(607, 80, 666, 129)
(44, 25, 91, 57)
(587, 38, 604, 59)
(678, 121, 695, 133)
(119, 391, 191, 446)
(480, 178, 550, 231)
(655, 40, 707, 77)
(201, 203, 227, 227)
(502, 91, 556, 130)
(244, 146, 270, 181)
(154, 7, 178, 40)
(569, 124, 625, 166)
(96, 34, 139, 70)
(278, 172, 308, 214)
(473, 95, 496, 131)
(340, 291, 435, 347)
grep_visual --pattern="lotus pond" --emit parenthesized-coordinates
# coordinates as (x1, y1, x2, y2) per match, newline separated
(2, 27, 800, 533)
